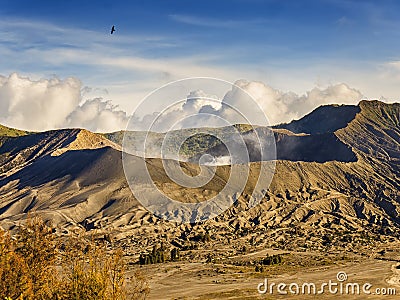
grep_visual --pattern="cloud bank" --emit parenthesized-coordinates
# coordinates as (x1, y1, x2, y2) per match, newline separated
(232, 80, 363, 124)
(0, 73, 128, 132)
(132, 79, 364, 131)
(0, 73, 364, 132)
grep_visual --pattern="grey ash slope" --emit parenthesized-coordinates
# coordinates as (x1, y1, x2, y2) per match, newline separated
(0, 100, 399, 252)
(187, 105, 360, 163)
(275, 104, 361, 134)
(0, 128, 120, 176)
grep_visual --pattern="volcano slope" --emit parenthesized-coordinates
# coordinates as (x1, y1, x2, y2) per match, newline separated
(0, 100, 399, 257)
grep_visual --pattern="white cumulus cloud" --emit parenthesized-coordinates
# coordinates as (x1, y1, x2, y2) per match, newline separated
(229, 80, 363, 124)
(66, 99, 129, 133)
(0, 73, 81, 131)
(134, 80, 364, 131)
(0, 73, 128, 132)
(0, 73, 365, 132)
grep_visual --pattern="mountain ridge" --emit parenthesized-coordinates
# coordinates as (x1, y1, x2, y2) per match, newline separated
(0, 100, 399, 254)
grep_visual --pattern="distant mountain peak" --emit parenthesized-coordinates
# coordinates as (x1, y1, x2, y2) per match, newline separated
(274, 103, 361, 135)
(51, 128, 121, 156)
(0, 127, 120, 176)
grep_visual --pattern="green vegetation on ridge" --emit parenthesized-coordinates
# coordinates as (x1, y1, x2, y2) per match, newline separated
(0, 124, 29, 137)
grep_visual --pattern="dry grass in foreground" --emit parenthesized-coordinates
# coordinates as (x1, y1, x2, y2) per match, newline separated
(0, 217, 149, 300)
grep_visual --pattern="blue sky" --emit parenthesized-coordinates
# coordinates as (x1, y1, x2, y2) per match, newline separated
(0, 0, 400, 131)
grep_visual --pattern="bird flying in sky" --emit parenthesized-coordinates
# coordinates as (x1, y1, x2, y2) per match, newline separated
(111, 25, 115, 34)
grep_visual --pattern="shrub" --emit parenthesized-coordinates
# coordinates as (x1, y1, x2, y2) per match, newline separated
(255, 265, 264, 272)
(170, 248, 180, 261)
(139, 245, 166, 265)
(15, 217, 59, 299)
(0, 217, 59, 299)
(0, 217, 149, 300)
(0, 231, 32, 299)
(59, 233, 149, 299)
(261, 254, 283, 266)
(191, 233, 211, 243)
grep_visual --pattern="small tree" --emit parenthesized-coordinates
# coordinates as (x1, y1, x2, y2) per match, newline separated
(0, 216, 150, 300)
(0, 231, 32, 299)
(15, 217, 59, 299)
(171, 248, 180, 261)
(139, 246, 167, 265)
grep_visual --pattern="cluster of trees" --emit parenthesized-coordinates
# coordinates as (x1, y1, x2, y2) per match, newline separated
(190, 232, 211, 243)
(261, 254, 284, 266)
(170, 248, 181, 261)
(139, 245, 166, 265)
(139, 246, 180, 265)
(255, 265, 264, 272)
(254, 254, 284, 272)
(0, 217, 149, 300)
(181, 242, 198, 251)
(179, 133, 220, 157)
